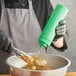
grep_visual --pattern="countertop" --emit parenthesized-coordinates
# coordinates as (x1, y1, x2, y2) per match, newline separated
(0, 72, 76, 76)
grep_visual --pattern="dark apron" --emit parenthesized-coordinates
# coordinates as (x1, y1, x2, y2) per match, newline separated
(0, 0, 45, 73)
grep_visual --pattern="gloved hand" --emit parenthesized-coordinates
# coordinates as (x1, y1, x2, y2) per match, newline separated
(0, 30, 13, 54)
(54, 20, 66, 41)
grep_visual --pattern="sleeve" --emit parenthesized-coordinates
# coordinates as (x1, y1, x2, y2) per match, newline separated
(46, 0, 54, 18)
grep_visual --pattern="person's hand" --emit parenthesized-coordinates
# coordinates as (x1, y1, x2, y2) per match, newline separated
(54, 20, 66, 41)
(0, 30, 12, 54)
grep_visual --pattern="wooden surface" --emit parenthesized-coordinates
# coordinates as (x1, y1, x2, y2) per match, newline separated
(65, 72, 76, 76)
(0, 72, 76, 76)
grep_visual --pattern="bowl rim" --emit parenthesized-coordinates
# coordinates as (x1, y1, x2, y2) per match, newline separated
(6, 53, 71, 72)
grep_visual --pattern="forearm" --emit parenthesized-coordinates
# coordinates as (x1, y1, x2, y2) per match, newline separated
(52, 37, 64, 48)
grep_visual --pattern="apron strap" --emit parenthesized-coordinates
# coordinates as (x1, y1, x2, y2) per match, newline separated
(28, 0, 33, 11)
(28, 0, 40, 25)
(1, 0, 5, 9)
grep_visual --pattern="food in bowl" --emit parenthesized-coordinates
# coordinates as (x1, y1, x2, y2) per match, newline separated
(21, 55, 53, 70)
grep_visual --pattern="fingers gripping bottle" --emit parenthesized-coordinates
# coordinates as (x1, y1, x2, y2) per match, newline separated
(38, 4, 69, 50)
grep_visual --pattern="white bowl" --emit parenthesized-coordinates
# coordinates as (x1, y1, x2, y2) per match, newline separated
(6, 53, 71, 76)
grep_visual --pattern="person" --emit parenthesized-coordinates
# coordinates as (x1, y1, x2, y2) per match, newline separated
(0, 0, 67, 74)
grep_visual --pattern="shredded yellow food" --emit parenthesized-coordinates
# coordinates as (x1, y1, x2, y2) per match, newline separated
(21, 56, 53, 70)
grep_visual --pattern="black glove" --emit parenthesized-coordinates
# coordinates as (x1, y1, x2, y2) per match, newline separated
(0, 30, 12, 54)
(54, 20, 66, 41)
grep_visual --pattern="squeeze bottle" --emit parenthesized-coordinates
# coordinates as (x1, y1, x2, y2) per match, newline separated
(38, 4, 69, 50)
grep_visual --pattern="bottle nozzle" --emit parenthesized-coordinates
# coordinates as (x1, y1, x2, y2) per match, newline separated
(39, 45, 44, 51)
